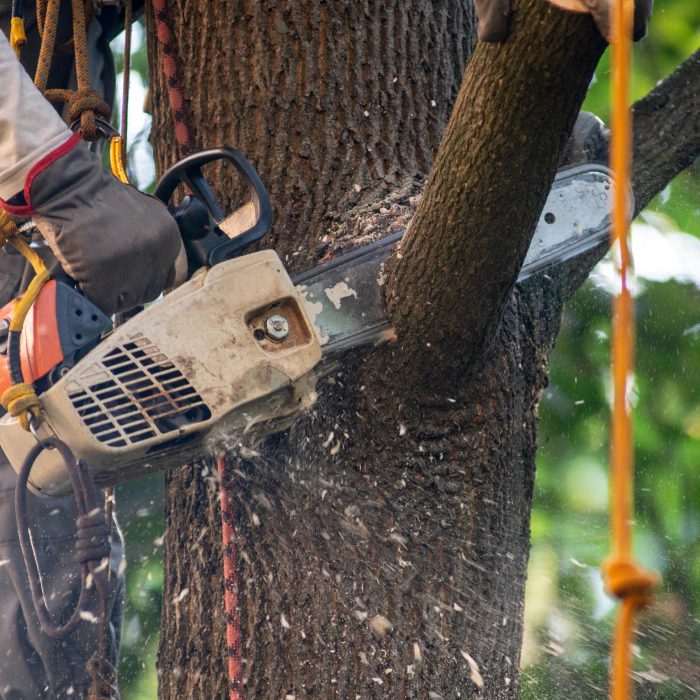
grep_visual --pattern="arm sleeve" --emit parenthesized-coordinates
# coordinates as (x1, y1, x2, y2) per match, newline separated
(0, 29, 73, 200)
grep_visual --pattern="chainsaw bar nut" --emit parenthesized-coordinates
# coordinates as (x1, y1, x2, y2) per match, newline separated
(265, 314, 289, 342)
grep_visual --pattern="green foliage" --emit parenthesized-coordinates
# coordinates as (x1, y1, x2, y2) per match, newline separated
(524, 277, 700, 696)
(113, 475, 165, 698)
(523, 3, 700, 695)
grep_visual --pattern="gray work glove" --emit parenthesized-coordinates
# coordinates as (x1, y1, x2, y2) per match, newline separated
(475, 0, 653, 43)
(3, 135, 186, 316)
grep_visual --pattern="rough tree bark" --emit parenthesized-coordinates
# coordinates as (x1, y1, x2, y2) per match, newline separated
(144, 1, 700, 698)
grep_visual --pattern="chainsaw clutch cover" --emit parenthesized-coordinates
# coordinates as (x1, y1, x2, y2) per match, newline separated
(0, 251, 322, 497)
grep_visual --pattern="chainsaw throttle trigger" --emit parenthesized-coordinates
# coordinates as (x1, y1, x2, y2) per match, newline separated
(154, 148, 272, 271)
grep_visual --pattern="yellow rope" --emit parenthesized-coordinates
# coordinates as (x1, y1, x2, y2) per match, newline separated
(9, 17, 27, 59)
(602, 1, 660, 699)
(2, 383, 42, 431)
(8, 240, 50, 333)
(0, 210, 19, 247)
(7, 234, 48, 280)
(0, 215, 49, 431)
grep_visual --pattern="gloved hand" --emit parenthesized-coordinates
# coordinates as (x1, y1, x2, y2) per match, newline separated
(0, 134, 186, 316)
(475, 0, 653, 43)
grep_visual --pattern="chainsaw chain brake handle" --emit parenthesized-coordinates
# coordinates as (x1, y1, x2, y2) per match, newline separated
(154, 148, 272, 272)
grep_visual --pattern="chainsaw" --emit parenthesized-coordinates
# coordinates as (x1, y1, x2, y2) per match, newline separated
(0, 149, 627, 497)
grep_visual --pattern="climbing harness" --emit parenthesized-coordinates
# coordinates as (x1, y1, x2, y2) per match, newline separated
(603, 1, 660, 699)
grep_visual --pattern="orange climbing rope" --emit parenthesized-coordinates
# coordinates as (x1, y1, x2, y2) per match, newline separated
(35, 0, 110, 141)
(603, 1, 660, 699)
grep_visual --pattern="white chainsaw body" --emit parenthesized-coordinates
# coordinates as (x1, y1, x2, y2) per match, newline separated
(0, 250, 321, 497)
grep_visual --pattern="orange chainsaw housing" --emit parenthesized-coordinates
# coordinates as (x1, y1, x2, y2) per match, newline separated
(0, 281, 110, 397)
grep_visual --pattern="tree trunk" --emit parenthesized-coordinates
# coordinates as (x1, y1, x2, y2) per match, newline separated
(148, 0, 476, 269)
(144, 1, 695, 698)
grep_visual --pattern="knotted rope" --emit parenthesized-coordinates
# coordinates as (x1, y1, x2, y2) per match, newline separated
(86, 657, 118, 700)
(1, 383, 42, 431)
(34, 0, 111, 141)
(604, 1, 660, 698)
(76, 509, 111, 567)
(41, 87, 112, 141)
(0, 209, 20, 247)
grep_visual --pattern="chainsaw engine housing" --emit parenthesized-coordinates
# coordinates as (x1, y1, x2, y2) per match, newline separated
(0, 251, 321, 497)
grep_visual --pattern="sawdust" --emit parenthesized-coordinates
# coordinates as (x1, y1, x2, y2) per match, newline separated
(317, 176, 427, 261)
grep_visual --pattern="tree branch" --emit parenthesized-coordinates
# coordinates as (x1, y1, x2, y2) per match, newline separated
(632, 47, 700, 214)
(385, 0, 607, 391)
(550, 45, 700, 299)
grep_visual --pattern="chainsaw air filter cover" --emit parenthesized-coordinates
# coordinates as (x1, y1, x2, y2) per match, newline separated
(0, 251, 322, 497)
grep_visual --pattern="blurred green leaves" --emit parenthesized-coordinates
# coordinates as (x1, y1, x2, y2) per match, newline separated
(114, 474, 165, 698)
(524, 2, 700, 693)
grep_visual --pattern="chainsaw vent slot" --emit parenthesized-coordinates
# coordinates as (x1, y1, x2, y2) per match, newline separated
(68, 338, 211, 448)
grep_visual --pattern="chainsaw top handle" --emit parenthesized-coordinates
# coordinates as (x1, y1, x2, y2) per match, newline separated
(154, 148, 272, 270)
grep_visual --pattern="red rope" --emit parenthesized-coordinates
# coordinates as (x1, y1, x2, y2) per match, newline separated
(150, 0, 192, 157)
(218, 456, 245, 699)
(151, 3, 243, 694)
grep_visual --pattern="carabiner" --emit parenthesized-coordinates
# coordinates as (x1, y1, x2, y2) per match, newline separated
(69, 118, 129, 183)
(27, 412, 55, 450)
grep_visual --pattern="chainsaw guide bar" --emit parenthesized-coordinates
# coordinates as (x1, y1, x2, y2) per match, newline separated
(297, 164, 626, 355)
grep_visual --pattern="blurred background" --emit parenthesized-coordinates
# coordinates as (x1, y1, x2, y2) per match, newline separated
(108, 3, 700, 696)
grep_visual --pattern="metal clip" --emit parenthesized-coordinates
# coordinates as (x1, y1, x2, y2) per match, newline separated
(70, 118, 128, 181)
(69, 116, 120, 141)
(27, 413, 55, 450)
